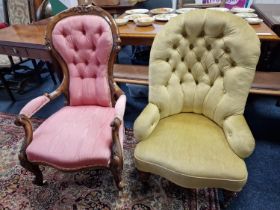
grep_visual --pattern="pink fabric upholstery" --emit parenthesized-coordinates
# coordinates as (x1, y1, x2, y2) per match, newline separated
(52, 15, 113, 107)
(115, 95, 126, 148)
(20, 95, 50, 118)
(115, 95, 126, 120)
(26, 106, 116, 169)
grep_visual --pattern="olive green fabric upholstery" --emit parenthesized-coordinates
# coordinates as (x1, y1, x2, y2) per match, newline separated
(134, 10, 260, 192)
(135, 113, 247, 191)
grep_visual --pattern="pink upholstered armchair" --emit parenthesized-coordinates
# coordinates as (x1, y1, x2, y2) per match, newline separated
(15, 5, 126, 189)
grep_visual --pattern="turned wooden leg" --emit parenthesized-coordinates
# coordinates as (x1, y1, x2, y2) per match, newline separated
(18, 152, 45, 186)
(110, 155, 124, 190)
(220, 190, 238, 209)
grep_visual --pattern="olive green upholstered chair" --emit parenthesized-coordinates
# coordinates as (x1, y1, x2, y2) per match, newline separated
(133, 9, 260, 202)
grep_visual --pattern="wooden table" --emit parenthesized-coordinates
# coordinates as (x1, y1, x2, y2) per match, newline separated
(0, 16, 279, 95)
(253, 4, 280, 36)
(97, 0, 138, 16)
(119, 20, 280, 46)
(0, 17, 278, 62)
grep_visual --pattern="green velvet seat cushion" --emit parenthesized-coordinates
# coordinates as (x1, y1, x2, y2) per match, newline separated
(134, 113, 247, 191)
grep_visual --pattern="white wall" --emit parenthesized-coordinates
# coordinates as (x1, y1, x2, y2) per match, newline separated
(0, 0, 4, 22)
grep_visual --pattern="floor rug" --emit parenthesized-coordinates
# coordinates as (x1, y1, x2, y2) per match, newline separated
(0, 112, 220, 210)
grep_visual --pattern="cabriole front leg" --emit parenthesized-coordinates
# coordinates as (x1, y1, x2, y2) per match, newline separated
(15, 115, 45, 186)
(18, 143, 44, 186)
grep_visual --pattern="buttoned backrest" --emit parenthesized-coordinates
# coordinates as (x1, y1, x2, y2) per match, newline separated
(52, 15, 113, 107)
(149, 10, 260, 126)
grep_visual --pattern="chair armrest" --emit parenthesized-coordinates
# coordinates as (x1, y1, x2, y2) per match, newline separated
(223, 115, 255, 158)
(110, 94, 126, 157)
(133, 103, 160, 141)
(19, 94, 50, 118)
(114, 94, 126, 120)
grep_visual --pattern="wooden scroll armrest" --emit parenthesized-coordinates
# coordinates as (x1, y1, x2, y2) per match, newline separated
(14, 88, 64, 146)
(18, 88, 62, 119)
(110, 92, 126, 167)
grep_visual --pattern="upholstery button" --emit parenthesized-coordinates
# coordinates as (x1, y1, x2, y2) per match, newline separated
(73, 45, 78, 51)
(85, 60, 89, 65)
(93, 75, 97, 79)
(221, 71, 224, 77)
(73, 60, 77, 65)
(232, 61, 237, 67)
(181, 57, 184, 62)
(205, 69, 208, 73)
(189, 44, 194, 50)
(98, 27, 103, 36)
(217, 33, 224, 38)
(225, 47, 231, 53)
(199, 31, 205, 37)
(215, 59, 219, 64)
(173, 44, 177, 49)
(206, 45, 211, 51)
(182, 31, 188, 38)
(195, 80, 198, 85)
(81, 28, 86, 35)
(166, 58, 169, 62)
(172, 68, 175, 72)
(197, 57, 201, 62)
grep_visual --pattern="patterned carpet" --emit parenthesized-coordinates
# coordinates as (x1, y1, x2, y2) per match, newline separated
(0, 112, 220, 210)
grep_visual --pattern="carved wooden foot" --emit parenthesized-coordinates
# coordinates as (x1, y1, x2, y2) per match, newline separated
(18, 153, 45, 186)
(220, 190, 238, 209)
(110, 155, 124, 190)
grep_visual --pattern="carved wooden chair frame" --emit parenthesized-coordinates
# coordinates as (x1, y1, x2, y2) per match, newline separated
(15, 4, 125, 189)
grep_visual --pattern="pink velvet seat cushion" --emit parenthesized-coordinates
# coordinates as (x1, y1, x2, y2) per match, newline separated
(26, 106, 116, 169)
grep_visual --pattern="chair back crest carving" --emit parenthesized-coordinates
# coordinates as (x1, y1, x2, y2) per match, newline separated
(149, 10, 260, 126)
(46, 5, 120, 106)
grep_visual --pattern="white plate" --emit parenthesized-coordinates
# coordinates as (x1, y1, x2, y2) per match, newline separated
(123, 14, 150, 21)
(231, 7, 255, 13)
(115, 18, 129, 26)
(235, 12, 258, 18)
(245, 18, 263, 25)
(134, 17, 154, 26)
(176, 8, 197, 14)
(150, 8, 174, 14)
(207, 7, 229, 12)
(125, 8, 149, 15)
(154, 14, 178, 21)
